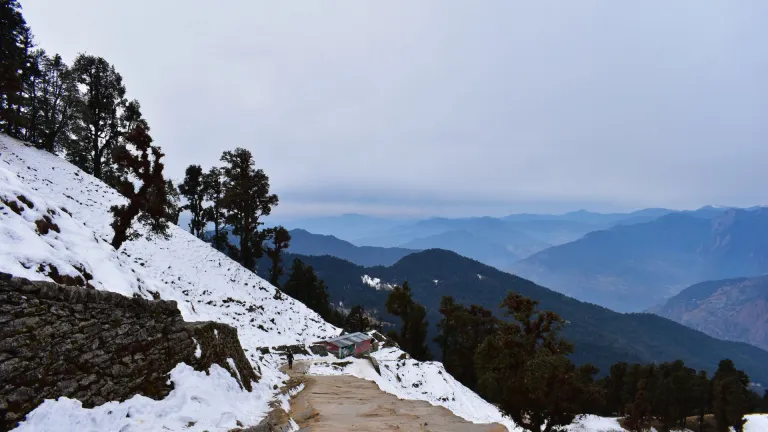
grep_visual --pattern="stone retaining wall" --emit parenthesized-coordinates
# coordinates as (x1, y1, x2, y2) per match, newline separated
(0, 273, 259, 431)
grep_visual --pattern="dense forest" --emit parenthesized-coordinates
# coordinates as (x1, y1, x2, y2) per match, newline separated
(431, 291, 768, 432)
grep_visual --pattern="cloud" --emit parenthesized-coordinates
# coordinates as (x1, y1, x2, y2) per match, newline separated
(21, 1, 768, 216)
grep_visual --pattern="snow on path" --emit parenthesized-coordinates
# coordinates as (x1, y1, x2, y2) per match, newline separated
(12, 364, 270, 432)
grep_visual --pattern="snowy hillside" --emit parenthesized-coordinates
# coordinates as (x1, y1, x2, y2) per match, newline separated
(0, 135, 339, 430)
(0, 135, 339, 349)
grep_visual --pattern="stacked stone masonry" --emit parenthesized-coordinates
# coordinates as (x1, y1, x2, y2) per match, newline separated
(0, 273, 259, 431)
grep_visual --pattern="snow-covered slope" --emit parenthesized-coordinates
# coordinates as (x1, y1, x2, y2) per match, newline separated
(0, 135, 339, 349)
(0, 135, 339, 430)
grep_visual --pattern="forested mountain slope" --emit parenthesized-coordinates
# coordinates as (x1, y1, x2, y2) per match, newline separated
(261, 249, 768, 384)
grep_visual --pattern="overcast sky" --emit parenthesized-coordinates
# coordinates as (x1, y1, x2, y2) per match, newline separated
(21, 1, 768, 218)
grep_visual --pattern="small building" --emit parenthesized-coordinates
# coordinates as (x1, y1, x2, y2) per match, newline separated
(318, 332, 373, 359)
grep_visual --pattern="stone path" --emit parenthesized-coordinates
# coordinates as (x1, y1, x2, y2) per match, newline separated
(283, 361, 506, 432)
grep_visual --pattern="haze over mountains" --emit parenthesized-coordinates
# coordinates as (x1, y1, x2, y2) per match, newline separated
(275, 209, 677, 270)
(512, 207, 768, 312)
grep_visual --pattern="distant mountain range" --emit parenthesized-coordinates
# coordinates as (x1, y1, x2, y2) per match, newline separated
(512, 208, 768, 312)
(501, 208, 675, 225)
(652, 276, 768, 352)
(257, 249, 768, 384)
(287, 229, 416, 267)
(275, 207, 753, 273)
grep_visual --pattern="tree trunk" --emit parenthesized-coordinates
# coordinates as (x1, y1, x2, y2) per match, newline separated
(269, 257, 280, 287)
(92, 141, 102, 179)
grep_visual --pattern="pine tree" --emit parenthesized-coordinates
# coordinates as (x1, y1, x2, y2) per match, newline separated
(282, 259, 334, 320)
(693, 370, 711, 432)
(18, 46, 44, 143)
(474, 292, 603, 432)
(0, 0, 27, 132)
(435, 296, 463, 362)
(626, 379, 650, 431)
(605, 362, 629, 416)
(108, 126, 169, 249)
(202, 166, 229, 251)
(67, 54, 128, 181)
(1, 4, 32, 137)
(28, 53, 77, 152)
(263, 226, 290, 287)
(435, 296, 498, 389)
(164, 179, 181, 224)
(712, 359, 750, 432)
(385, 282, 431, 361)
(344, 305, 372, 333)
(178, 164, 208, 238)
(220, 147, 278, 269)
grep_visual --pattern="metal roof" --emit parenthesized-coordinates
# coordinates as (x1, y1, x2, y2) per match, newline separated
(324, 332, 372, 348)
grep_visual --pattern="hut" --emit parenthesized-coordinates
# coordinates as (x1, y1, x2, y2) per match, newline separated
(319, 332, 373, 359)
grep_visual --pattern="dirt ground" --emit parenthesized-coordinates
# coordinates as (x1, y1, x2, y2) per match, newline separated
(283, 361, 506, 432)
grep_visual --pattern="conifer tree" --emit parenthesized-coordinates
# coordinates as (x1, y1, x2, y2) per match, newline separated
(626, 379, 650, 431)
(435, 296, 497, 389)
(179, 164, 208, 238)
(202, 166, 229, 251)
(220, 147, 278, 269)
(693, 370, 711, 432)
(712, 359, 750, 432)
(604, 362, 629, 416)
(109, 125, 169, 249)
(344, 305, 372, 333)
(282, 259, 334, 320)
(18, 47, 44, 143)
(28, 53, 77, 152)
(385, 282, 431, 361)
(1, 7, 32, 137)
(474, 292, 602, 432)
(762, 390, 768, 413)
(164, 179, 181, 224)
(0, 0, 27, 133)
(67, 54, 128, 181)
(263, 226, 290, 287)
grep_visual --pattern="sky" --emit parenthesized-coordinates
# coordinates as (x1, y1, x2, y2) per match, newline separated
(21, 1, 768, 218)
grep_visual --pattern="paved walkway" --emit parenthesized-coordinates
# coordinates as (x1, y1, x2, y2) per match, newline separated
(283, 361, 506, 432)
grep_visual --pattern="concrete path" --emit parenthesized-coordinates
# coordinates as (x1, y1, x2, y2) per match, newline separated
(283, 361, 506, 432)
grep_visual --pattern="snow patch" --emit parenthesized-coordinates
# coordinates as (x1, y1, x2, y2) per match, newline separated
(361, 274, 394, 290)
(477, 274, 485, 280)
(226, 358, 240, 384)
(13, 364, 270, 432)
(745, 414, 768, 432)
